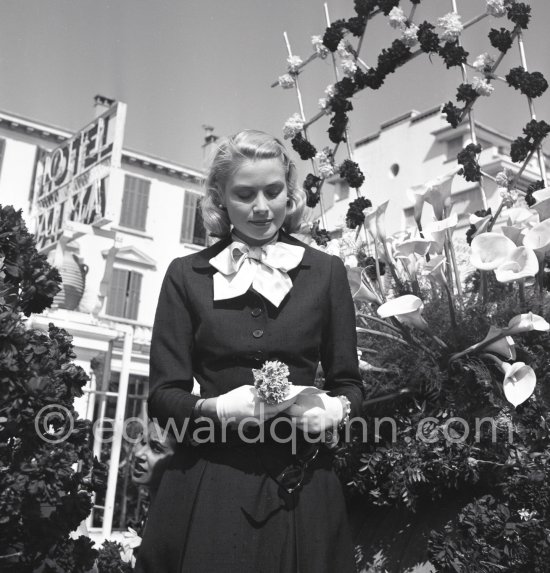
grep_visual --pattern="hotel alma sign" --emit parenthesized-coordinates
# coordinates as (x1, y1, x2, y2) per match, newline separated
(32, 102, 127, 252)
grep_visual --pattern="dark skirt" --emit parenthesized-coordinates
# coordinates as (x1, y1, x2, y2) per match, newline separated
(135, 440, 356, 573)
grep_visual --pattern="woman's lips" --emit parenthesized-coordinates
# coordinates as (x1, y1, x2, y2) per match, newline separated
(249, 220, 272, 226)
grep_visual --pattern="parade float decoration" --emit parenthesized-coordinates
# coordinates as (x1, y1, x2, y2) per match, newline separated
(274, 1, 549, 570)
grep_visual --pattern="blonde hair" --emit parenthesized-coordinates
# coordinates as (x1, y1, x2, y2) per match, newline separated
(201, 130, 306, 238)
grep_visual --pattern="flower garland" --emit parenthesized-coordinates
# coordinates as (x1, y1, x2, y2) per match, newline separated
(524, 179, 545, 207)
(310, 220, 332, 246)
(489, 27, 514, 52)
(506, 2, 531, 29)
(346, 196, 372, 229)
(506, 66, 549, 99)
(303, 173, 322, 208)
(457, 143, 482, 182)
(510, 120, 550, 163)
(291, 132, 317, 160)
(339, 159, 365, 189)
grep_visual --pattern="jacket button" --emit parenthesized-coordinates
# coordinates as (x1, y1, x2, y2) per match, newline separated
(253, 350, 264, 362)
(252, 329, 264, 338)
(251, 307, 262, 317)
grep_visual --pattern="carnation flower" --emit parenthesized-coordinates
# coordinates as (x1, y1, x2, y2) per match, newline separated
(346, 196, 372, 229)
(318, 98, 330, 113)
(472, 52, 496, 73)
(291, 133, 317, 161)
(472, 76, 494, 96)
(401, 25, 420, 48)
(315, 148, 336, 178)
(341, 59, 358, 78)
(486, 0, 507, 18)
(489, 27, 514, 53)
(253, 360, 291, 405)
(439, 42, 469, 69)
(287, 55, 303, 74)
(495, 168, 516, 190)
(278, 74, 296, 89)
(283, 113, 304, 140)
(442, 101, 462, 128)
(437, 12, 463, 43)
(337, 40, 352, 58)
(417, 21, 440, 53)
(500, 188, 519, 208)
(311, 35, 329, 59)
(388, 6, 407, 29)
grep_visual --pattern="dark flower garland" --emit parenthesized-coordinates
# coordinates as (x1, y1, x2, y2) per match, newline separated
(417, 21, 440, 54)
(329, 110, 349, 143)
(442, 101, 462, 128)
(457, 143, 482, 182)
(353, 0, 378, 17)
(335, 76, 357, 99)
(377, 39, 411, 77)
(439, 42, 469, 69)
(339, 159, 365, 188)
(346, 196, 372, 229)
(291, 133, 317, 160)
(456, 83, 478, 105)
(506, 66, 549, 99)
(524, 179, 545, 207)
(357, 253, 386, 280)
(507, 2, 531, 29)
(510, 120, 550, 163)
(311, 221, 332, 246)
(465, 208, 491, 245)
(323, 20, 347, 52)
(303, 173, 322, 208)
(346, 15, 367, 37)
(489, 27, 514, 53)
(357, 67, 385, 89)
(377, 0, 400, 15)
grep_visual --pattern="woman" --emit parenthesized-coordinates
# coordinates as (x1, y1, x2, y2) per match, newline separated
(135, 130, 364, 573)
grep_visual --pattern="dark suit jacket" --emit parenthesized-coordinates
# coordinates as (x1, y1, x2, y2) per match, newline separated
(148, 230, 364, 432)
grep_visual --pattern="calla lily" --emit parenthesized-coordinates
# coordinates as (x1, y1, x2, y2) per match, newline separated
(494, 246, 539, 283)
(406, 186, 425, 227)
(426, 212, 459, 252)
(347, 267, 381, 305)
(377, 294, 428, 331)
(394, 239, 433, 258)
(468, 211, 492, 241)
(504, 312, 550, 335)
(501, 362, 536, 407)
(422, 171, 456, 220)
(481, 326, 516, 360)
(364, 201, 390, 243)
(470, 232, 516, 271)
(523, 219, 550, 258)
(421, 254, 448, 285)
(506, 207, 539, 228)
(531, 187, 550, 221)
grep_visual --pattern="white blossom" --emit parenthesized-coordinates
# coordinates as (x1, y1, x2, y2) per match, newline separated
(401, 24, 419, 48)
(315, 148, 336, 178)
(341, 59, 358, 78)
(287, 55, 303, 73)
(318, 98, 330, 113)
(472, 76, 494, 96)
(495, 167, 515, 189)
(486, 0, 507, 18)
(500, 188, 519, 208)
(282, 113, 304, 140)
(278, 74, 295, 89)
(311, 35, 329, 59)
(472, 52, 496, 73)
(325, 84, 336, 99)
(388, 6, 407, 29)
(337, 40, 352, 58)
(437, 12, 463, 43)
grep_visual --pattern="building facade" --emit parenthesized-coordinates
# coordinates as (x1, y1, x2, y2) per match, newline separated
(0, 100, 207, 538)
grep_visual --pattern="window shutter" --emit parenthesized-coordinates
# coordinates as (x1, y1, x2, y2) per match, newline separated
(180, 191, 198, 243)
(120, 176, 150, 230)
(106, 268, 128, 317)
(125, 272, 142, 320)
(193, 200, 206, 246)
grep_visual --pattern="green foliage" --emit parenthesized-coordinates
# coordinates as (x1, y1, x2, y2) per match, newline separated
(0, 206, 105, 571)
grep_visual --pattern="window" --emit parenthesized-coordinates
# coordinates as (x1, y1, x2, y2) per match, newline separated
(106, 268, 142, 320)
(119, 175, 150, 231)
(180, 191, 206, 246)
(446, 136, 463, 160)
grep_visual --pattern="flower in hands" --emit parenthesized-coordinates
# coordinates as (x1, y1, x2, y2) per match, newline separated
(253, 360, 291, 405)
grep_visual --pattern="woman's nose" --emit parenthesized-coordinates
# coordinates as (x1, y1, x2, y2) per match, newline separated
(253, 192, 269, 213)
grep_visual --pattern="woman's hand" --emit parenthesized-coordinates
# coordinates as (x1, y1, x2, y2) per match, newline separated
(285, 388, 344, 434)
(215, 385, 296, 426)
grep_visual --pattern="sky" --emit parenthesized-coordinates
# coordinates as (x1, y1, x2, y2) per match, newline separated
(0, 0, 548, 173)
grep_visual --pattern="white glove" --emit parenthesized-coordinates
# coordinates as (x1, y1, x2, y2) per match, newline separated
(286, 388, 344, 433)
(215, 385, 296, 426)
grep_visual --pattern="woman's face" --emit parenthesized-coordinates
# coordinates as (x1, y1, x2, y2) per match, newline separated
(132, 422, 176, 488)
(222, 157, 289, 245)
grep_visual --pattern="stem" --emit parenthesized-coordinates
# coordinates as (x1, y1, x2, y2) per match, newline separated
(356, 327, 410, 346)
(363, 388, 413, 406)
(357, 314, 404, 335)
(443, 279, 458, 332)
(518, 278, 525, 307)
(447, 229, 463, 299)
(450, 331, 509, 362)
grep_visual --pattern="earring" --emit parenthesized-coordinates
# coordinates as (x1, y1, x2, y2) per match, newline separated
(218, 204, 226, 210)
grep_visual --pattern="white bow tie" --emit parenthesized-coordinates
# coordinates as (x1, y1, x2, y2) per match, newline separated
(209, 240, 305, 307)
